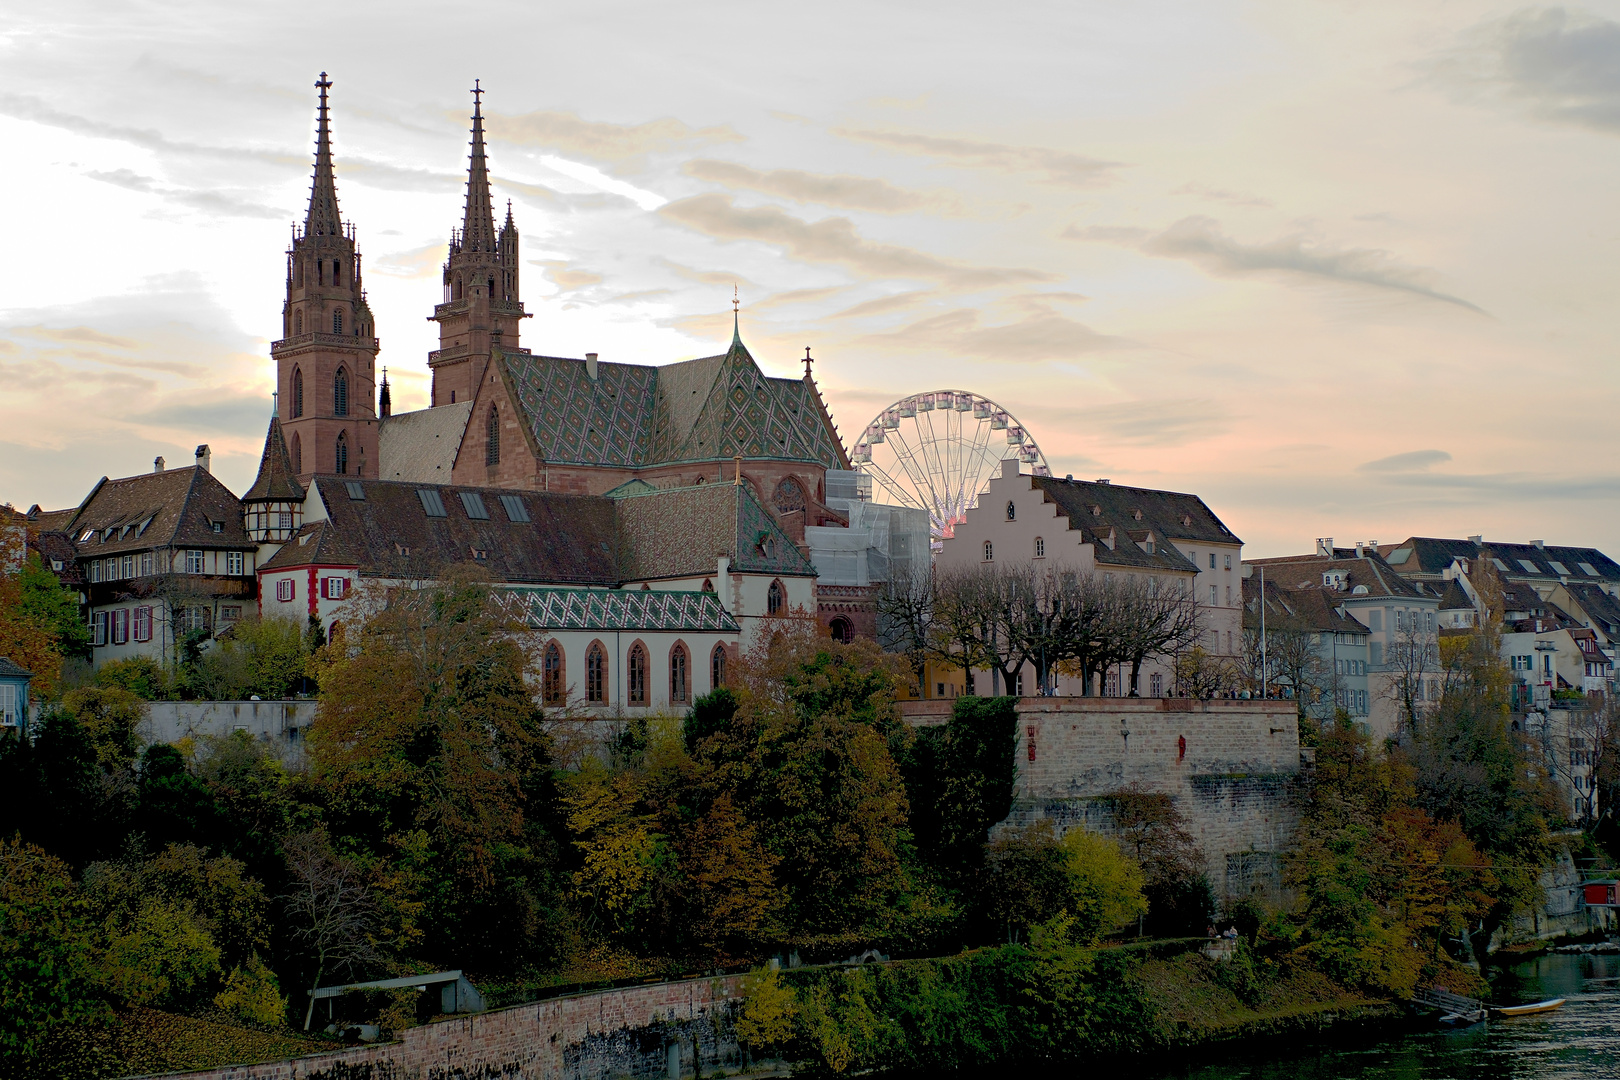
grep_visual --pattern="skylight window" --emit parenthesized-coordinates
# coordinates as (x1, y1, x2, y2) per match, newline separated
(345, 481, 365, 500)
(79, 528, 95, 543)
(459, 492, 489, 519)
(1491, 558, 1510, 571)
(1517, 559, 1541, 574)
(1580, 562, 1600, 576)
(499, 494, 529, 523)
(417, 489, 447, 517)
(1549, 561, 1571, 576)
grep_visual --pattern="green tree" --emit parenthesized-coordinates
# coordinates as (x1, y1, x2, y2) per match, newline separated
(309, 572, 559, 969)
(59, 686, 147, 770)
(96, 656, 171, 700)
(0, 837, 105, 1060)
(188, 615, 309, 700)
(16, 554, 90, 662)
(901, 695, 1018, 886)
(1058, 828, 1147, 943)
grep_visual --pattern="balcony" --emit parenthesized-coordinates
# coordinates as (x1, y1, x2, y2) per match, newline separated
(271, 332, 380, 355)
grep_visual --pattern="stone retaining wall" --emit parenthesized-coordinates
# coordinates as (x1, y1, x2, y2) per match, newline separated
(901, 697, 1303, 902)
(137, 975, 745, 1080)
(142, 700, 318, 764)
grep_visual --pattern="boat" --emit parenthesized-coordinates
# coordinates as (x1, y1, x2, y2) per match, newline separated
(1491, 998, 1566, 1018)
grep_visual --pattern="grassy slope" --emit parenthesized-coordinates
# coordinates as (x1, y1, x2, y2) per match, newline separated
(41, 1008, 341, 1079)
(1137, 952, 1401, 1047)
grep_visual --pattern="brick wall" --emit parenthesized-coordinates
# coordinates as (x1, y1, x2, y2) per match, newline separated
(900, 697, 1303, 902)
(143, 975, 747, 1080)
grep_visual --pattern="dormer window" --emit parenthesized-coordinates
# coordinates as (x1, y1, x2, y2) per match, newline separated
(1323, 571, 1347, 591)
(1132, 509, 1143, 521)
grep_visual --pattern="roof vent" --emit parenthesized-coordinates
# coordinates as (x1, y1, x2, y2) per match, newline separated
(585, 352, 599, 381)
(153, 456, 165, 473)
(1096, 478, 1110, 485)
(1468, 534, 1483, 544)
(1531, 539, 1545, 549)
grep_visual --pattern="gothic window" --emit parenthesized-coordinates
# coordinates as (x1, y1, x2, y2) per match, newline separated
(291, 433, 302, 473)
(335, 432, 348, 475)
(701, 578, 713, 593)
(333, 259, 341, 285)
(334, 369, 348, 417)
(628, 642, 648, 705)
(486, 406, 500, 466)
(773, 477, 805, 514)
(542, 642, 564, 705)
(1006, 500, 1016, 521)
(291, 368, 304, 418)
(294, 310, 303, 335)
(488, 277, 496, 298)
(983, 540, 993, 562)
(333, 310, 343, 334)
(1034, 536, 1046, 558)
(586, 642, 606, 703)
(670, 643, 689, 705)
(767, 579, 785, 615)
(830, 616, 852, 644)
(711, 643, 727, 689)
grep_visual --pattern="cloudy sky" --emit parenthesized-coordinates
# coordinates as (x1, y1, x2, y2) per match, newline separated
(3, 1, 1619, 557)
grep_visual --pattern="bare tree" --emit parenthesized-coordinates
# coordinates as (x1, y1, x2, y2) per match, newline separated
(1175, 647, 1232, 700)
(931, 564, 1001, 695)
(283, 830, 381, 1030)
(1384, 620, 1436, 734)
(1113, 576, 1202, 696)
(874, 569, 935, 697)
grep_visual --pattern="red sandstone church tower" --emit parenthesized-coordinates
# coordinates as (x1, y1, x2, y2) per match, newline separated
(429, 82, 526, 407)
(271, 74, 381, 485)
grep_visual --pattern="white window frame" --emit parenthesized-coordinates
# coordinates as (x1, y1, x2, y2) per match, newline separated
(92, 611, 107, 646)
(227, 551, 244, 576)
(276, 578, 294, 603)
(185, 549, 205, 574)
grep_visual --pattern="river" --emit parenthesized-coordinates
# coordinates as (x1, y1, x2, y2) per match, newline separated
(1140, 951, 1620, 1080)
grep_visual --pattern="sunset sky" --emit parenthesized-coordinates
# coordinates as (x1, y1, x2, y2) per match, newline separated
(3, 1, 1620, 557)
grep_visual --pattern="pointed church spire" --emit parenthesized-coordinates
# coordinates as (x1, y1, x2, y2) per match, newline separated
(731, 284, 742, 347)
(379, 366, 391, 418)
(462, 80, 496, 253)
(305, 73, 343, 239)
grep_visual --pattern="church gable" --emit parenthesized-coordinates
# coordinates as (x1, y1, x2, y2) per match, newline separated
(663, 340, 847, 468)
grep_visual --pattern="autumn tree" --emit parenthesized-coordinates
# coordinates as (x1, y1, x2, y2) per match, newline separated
(308, 571, 561, 968)
(1102, 785, 1209, 934)
(0, 838, 105, 1061)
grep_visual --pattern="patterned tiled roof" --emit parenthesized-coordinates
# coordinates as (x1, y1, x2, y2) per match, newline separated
(497, 335, 847, 470)
(493, 587, 739, 633)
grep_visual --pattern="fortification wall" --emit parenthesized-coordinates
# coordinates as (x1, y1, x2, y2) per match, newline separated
(901, 697, 1304, 901)
(142, 700, 318, 764)
(140, 974, 746, 1080)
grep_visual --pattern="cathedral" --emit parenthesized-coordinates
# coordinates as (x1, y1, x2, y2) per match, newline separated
(265, 75, 850, 535)
(39, 75, 887, 714)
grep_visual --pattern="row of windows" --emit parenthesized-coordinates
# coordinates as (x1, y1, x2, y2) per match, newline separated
(288, 367, 354, 419)
(293, 258, 348, 290)
(544, 640, 728, 707)
(91, 605, 240, 646)
(272, 576, 348, 603)
(88, 550, 245, 582)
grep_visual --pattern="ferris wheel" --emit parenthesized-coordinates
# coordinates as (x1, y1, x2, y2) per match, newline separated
(850, 390, 1051, 544)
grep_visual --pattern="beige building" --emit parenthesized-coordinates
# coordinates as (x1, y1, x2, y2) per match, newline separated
(936, 459, 1243, 696)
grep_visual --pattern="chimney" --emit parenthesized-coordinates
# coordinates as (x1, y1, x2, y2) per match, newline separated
(1355, 542, 1364, 558)
(1468, 535, 1482, 544)
(1532, 539, 1545, 549)
(195, 444, 211, 474)
(153, 456, 166, 473)
(1316, 537, 1333, 558)
(585, 352, 598, 381)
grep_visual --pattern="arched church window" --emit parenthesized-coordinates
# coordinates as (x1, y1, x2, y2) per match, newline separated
(486, 406, 500, 466)
(488, 277, 496, 298)
(830, 616, 852, 644)
(542, 642, 564, 705)
(669, 643, 689, 705)
(627, 643, 648, 705)
(711, 644, 727, 689)
(335, 432, 348, 475)
(333, 310, 343, 334)
(294, 310, 303, 335)
(291, 367, 304, 418)
(333, 259, 341, 286)
(586, 642, 606, 703)
(334, 369, 348, 417)
(767, 579, 785, 615)
(773, 477, 805, 514)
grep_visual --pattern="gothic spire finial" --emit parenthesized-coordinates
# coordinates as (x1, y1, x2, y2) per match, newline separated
(731, 284, 741, 346)
(305, 72, 342, 239)
(461, 80, 496, 253)
(804, 346, 813, 379)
